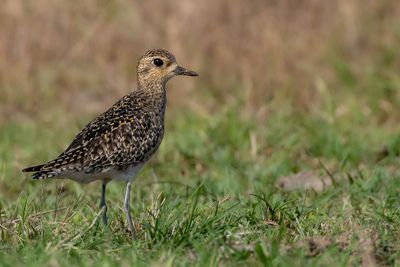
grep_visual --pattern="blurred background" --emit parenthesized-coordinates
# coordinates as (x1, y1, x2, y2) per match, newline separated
(1, 0, 399, 122)
(1, 0, 400, 195)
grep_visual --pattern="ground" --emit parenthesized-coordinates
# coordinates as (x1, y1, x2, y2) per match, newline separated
(1, 96, 399, 266)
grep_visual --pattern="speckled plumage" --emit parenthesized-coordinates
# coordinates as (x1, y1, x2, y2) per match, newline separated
(22, 49, 198, 237)
(23, 90, 166, 182)
(23, 49, 196, 183)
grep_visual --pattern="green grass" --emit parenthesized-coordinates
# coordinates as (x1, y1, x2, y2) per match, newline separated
(1, 93, 400, 266)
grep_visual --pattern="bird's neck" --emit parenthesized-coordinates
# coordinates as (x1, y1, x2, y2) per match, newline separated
(138, 75, 166, 89)
(135, 80, 167, 114)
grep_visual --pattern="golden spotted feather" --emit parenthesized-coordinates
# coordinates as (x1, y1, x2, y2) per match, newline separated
(22, 89, 166, 180)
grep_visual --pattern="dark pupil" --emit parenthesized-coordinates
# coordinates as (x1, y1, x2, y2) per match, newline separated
(153, 58, 163, 66)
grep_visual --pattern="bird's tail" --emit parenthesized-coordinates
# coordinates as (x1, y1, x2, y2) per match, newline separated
(22, 164, 54, 180)
(22, 164, 45, 173)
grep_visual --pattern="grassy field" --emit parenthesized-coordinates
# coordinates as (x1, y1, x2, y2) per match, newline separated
(1, 0, 400, 266)
(1, 94, 400, 266)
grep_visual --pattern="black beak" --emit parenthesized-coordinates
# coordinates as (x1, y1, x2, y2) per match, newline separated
(174, 66, 198, 76)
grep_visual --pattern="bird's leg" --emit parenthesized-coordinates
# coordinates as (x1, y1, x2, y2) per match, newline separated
(100, 179, 108, 226)
(124, 181, 136, 239)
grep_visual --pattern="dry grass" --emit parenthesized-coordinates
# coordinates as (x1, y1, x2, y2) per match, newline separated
(1, 0, 399, 121)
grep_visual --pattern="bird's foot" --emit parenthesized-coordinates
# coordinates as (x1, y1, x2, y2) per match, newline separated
(100, 205, 108, 228)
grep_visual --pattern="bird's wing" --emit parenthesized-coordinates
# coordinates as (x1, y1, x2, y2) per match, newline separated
(63, 93, 140, 154)
(63, 101, 121, 154)
(36, 110, 162, 175)
(22, 107, 115, 176)
(23, 91, 163, 178)
(79, 112, 163, 173)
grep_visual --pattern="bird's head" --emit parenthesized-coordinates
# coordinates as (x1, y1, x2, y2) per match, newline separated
(137, 49, 198, 88)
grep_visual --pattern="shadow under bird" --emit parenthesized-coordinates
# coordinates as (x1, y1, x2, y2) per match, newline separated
(22, 49, 198, 238)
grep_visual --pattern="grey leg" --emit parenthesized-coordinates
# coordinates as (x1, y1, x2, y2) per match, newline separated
(100, 179, 108, 226)
(124, 181, 135, 239)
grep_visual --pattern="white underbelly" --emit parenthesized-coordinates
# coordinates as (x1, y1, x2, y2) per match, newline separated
(55, 163, 144, 183)
(106, 163, 144, 182)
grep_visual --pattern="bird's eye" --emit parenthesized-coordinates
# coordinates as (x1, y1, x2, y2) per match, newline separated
(153, 58, 164, 67)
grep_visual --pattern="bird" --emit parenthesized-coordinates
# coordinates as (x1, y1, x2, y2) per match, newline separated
(22, 49, 198, 238)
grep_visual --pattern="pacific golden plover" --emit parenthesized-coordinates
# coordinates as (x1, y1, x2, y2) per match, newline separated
(22, 49, 198, 237)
